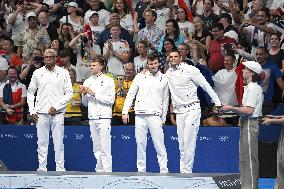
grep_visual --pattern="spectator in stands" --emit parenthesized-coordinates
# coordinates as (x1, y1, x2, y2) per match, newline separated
(150, 0, 171, 32)
(221, 61, 263, 189)
(18, 12, 51, 61)
(166, 51, 221, 173)
(204, 53, 238, 126)
(158, 38, 177, 73)
(64, 67, 82, 125)
(134, 40, 148, 73)
(262, 115, 284, 189)
(192, 0, 220, 16)
(112, 0, 134, 36)
(58, 49, 81, 82)
(69, 30, 99, 81)
(136, 9, 163, 52)
(27, 48, 73, 171)
(218, 13, 239, 42)
(0, 56, 8, 87)
(103, 24, 130, 76)
(59, 2, 83, 35)
(58, 23, 77, 66)
(7, 0, 29, 47)
(133, 0, 150, 33)
(239, 7, 276, 56)
(178, 43, 191, 61)
(19, 48, 44, 88)
(122, 53, 169, 173)
(257, 46, 284, 115)
(209, 23, 238, 73)
(96, 12, 133, 54)
(2, 37, 23, 69)
(38, 11, 59, 41)
(80, 56, 115, 172)
(268, 34, 284, 104)
(112, 62, 136, 125)
(84, 0, 110, 27)
(269, 34, 284, 73)
(88, 11, 104, 45)
(200, 0, 219, 31)
(158, 19, 184, 53)
(0, 66, 26, 125)
(191, 16, 212, 52)
(189, 41, 208, 66)
(176, 7, 194, 42)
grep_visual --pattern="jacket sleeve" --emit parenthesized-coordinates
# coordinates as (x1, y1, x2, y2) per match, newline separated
(53, 70, 74, 111)
(27, 71, 38, 115)
(94, 78, 115, 105)
(122, 74, 140, 114)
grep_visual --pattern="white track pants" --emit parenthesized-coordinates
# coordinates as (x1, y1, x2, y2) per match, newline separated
(135, 115, 168, 173)
(176, 109, 201, 173)
(89, 119, 112, 172)
(36, 113, 65, 171)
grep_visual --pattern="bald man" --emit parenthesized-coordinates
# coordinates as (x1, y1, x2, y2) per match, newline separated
(38, 11, 59, 40)
(112, 62, 136, 125)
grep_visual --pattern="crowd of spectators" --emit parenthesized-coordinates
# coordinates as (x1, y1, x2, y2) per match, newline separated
(0, 0, 283, 126)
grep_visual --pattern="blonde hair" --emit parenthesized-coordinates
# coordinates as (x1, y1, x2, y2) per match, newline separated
(44, 48, 57, 56)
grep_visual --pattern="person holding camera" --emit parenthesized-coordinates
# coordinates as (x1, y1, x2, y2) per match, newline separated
(209, 23, 238, 74)
(19, 48, 44, 88)
(69, 29, 99, 82)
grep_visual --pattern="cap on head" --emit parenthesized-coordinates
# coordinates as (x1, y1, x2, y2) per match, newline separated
(89, 11, 99, 18)
(27, 11, 37, 19)
(0, 58, 9, 71)
(67, 2, 78, 8)
(243, 61, 262, 74)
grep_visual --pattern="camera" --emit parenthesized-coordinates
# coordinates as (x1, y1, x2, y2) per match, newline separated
(33, 56, 44, 63)
(81, 36, 88, 43)
(223, 43, 233, 50)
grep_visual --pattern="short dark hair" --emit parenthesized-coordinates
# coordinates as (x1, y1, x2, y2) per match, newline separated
(257, 46, 268, 54)
(147, 52, 159, 63)
(59, 49, 71, 58)
(203, 0, 214, 6)
(225, 52, 236, 60)
(259, 7, 270, 18)
(212, 23, 224, 31)
(146, 9, 157, 21)
(137, 40, 149, 48)
(252, 72, 261, 82)
(3, 37, 14, 46)
(7, 66, 19, 75)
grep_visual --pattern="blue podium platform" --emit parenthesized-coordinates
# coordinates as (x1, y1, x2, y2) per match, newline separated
(0, 125, 282, 173)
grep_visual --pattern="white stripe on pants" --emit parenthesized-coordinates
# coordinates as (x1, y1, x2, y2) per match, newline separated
(176, 109, 201, 173)
(135, 115, 168, 173)
(89, 119, 112, 172)
(36, 113, 65, 171)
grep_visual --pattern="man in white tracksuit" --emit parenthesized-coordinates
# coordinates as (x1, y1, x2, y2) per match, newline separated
(27, 49, 73, 171)
(80, 56, 115, 172)
(122, 53, 169, 173)
(166, 51, 222, 173)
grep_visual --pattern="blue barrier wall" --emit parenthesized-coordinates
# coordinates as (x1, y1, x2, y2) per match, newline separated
(0, 125, 282, 173)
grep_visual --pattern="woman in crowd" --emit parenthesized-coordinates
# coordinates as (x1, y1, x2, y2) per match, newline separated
(112, 0, 134, 36)
(176, 7, 194, 42)
(158, 19, 184, 52)
(158, 37, 177, 73)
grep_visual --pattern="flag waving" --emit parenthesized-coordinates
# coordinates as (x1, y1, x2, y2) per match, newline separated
(178, 0, 193, 21)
